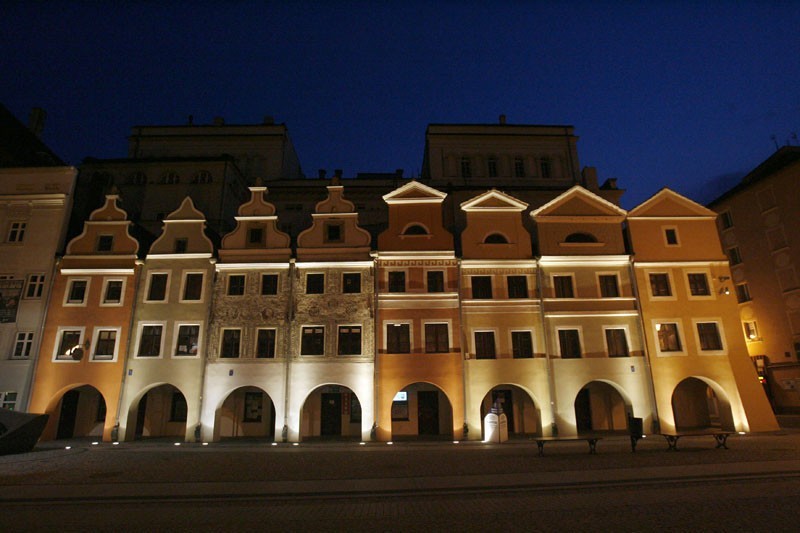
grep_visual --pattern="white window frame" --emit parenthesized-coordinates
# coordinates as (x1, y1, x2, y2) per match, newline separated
(173, 322, 203, 358)
(602, 325, 632, 358)
(260, 273, 280, 296)
(0, 391, 18, 410)
(554, 325, 583, 359)
(551, 273, 576, 299)
(662, 225, 681, 247)
(509, 329, 536, 358)
(304, 272, 325, 295)
(337, 324, 363, 356)
(471, 328, 498, 359)
(219, 327, 243, 358)
(646, 270, 676, 301)
(596, 271, 621, 298)
(52, 326, 86, 362)
(685, 269, 714, 300)
(179, 270, 206, 303)
(143, 271, 171, 303)
(89, 326, 121, 362)
(300, 325, 326, 356)
(255, 327, 278, 359)
(12, 331, 35, 358)
(134, 321, 167, 359)
(100, 277, 126, 307)
(424, 268, 447, 293)
(341, 272, 362, 294)
(226, 273, 247, 297)
(63, 277, 90, 307)
(6, 221, 26, 243)
(422, 319, 452, 354)
(386, 269, 408, 292)
(383, 320, 413, 353)
(652, 319, 687, 357)
(692, 318, 728, 356)
(24, 273, 46, 299)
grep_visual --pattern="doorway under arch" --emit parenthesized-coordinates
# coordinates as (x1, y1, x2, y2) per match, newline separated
(574, 381, 630, 434)
(480, 385, 541, 439)
(299, 384, 363, 441)
(217, 386, 276, 441)
(390, 382, 454, 440)
(53, 385, 106, 440)
(671, 377, 734, 431)
(132, 384, 188, 440)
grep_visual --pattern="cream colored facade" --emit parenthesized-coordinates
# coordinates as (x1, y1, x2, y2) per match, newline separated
(0, 167, 76, 412)
(118, 197, 215, 442)
(628, 189, 777, 433)
(709, 147, 800, 412)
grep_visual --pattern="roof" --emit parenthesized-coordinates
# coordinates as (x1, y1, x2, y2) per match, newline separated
(708, 146, 800, 206)
(0, 104, 65, 167)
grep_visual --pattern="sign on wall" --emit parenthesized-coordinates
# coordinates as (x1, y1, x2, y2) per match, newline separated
(0, 280, 23, 323)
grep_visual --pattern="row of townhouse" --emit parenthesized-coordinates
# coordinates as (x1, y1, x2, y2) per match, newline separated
(25, 180, 777, 443)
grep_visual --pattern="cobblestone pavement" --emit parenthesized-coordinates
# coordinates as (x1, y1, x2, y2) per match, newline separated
(3, 427, 800, 531)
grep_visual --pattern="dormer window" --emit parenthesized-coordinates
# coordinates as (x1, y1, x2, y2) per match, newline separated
(484, 233, 508, 244)
(565, 233, 597, 243)
(96, 235, 114, 252)
(403, 224, 428, 236)
(247, 227, 264, 246)
(174, 238, 188, 253)
(325, 222, 343, 243)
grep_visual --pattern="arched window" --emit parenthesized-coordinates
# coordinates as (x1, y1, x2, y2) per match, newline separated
(403, 224, 428, 235)
(192, 170, 212, 184)
(161, 171, 180, 184)
(564, 232, 598, 243)
(484, 233, 508, 244)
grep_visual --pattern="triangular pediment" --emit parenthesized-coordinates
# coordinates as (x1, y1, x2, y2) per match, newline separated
(383, 180, 446, 204)
(531, 185, 626, 218)
(461, 189, 528, 212)
(628, 188, 716, 218)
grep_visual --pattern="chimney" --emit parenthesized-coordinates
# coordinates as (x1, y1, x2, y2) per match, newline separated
(334, 169, 343, 179)
(499, 114, 507, 125)
(395, 168, 404, 178)
(318, 169, 327, 179)
(213, 116, 225, 125)
(28, 108, 46, 137)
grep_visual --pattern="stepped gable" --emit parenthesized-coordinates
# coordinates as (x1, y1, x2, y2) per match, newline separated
(531, 185, 627, 256)
(378, 180, 453, 252)
(296, 185, 372, 261)
(460, 189, 532, 259)
(148, 196, 214, 256)
(218, 186, 291, 263)
(61, 193, 139, 269)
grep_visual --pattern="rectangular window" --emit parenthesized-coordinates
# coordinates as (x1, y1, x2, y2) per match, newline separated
(474, 331, 496, 359)
(688, 273, 710, 296)
(220, 329, 241, 358)
(13, 332, 34, 358)
(425, 323, 449, 353)
(387, 323, 410, 353)
(554, 275, 574, 298)
(103, 280, 123, 304)
(25, 274, 45, 299)
(343, 273, 361, 294)
(338, 326, 362, 355)
(744, 321, 759, 341)
(506, 276, 528, 299)
(720, 211, 733, 230)
(306, 273, 324, 294)
(174, 238, 188, 253)
(736, 283, 752, 303)
(388, 271, 406, 293)
(487, 157, 498, 178)
(66, 279, 87, 304)
(93, 330, 117, 361)
(261, 274, 278, 295)
(558, 329, 581, 359)
(256, 329, 276, 358)
(301, 326, 325, 356)
(228, 274, 246, 296)
(460, 157, 472, 178)
(392, 391, 409, 421)
(96, 235, 114, 252)
(1, 392, 18, 411)
(325, 223, 343, 243)
(649, 273, 671, 297)
(7, 222, 26, 243)
(175, 325, 200, 356)
(664, 228, 679, 246)
(657, 323, 682, 352)
(56, 330, 82, 360)
(427, 271, 444, 293)
(599, 275, 619, 298)
(697, 322, 723, 351)
(511, 331, 534, 359)
(170, 392, 188, 422)
(182, 273, 204, 301)
(147, 273, 168, 301)
(247, 227, 264, 245)
(472, 276, 493, 299)
(728, 247, 743, 266)
(243, 392, 263, 422)
(539, 158, 551, 179)
(514, 157, 525, 178)
(605, 329, 629, 357)
(138, 325, 163, 357)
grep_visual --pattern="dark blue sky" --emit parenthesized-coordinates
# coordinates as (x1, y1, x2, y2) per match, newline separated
(3, 1, 799, 208)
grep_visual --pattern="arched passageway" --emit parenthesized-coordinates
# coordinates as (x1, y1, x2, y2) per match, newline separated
(671, 377, 735, 431)
(390, 383, 453, 440)
(53, 385, 106, 440)
(217, 387, 276, 440)
(574, 381, 630, 434)
(480, 385, 541, 438)
(300, 385, 363, 441)
(131, 384, 188, 440)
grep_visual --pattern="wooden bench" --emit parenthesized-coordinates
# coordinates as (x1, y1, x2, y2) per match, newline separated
(660, 430, 733, 451)
(533, 436, 602, 456)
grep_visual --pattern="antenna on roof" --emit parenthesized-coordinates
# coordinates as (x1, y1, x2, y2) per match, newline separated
(771, 134, 779, 150)
(790, 132, 798, 146)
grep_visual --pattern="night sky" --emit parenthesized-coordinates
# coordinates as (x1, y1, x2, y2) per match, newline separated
(3, 1, 799, 209)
